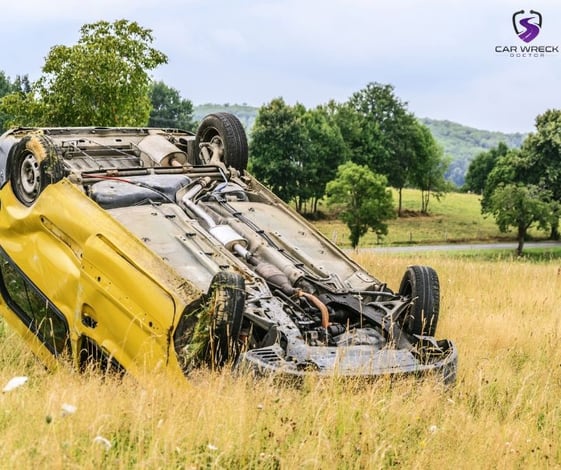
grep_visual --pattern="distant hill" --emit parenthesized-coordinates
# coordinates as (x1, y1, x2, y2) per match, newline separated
(420, 118, 527, 188)
(194, 104, 528, 187)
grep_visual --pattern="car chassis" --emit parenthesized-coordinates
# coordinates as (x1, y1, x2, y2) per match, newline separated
(0, 113, 457, 384)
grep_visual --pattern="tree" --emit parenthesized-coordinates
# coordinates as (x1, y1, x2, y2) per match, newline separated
(299, 106, 347, 214)
(464, 142, 509, 194)
(0, 73, 39, 130)
(521, 109, 561, 239)
(326, 162, 395, 248)
(486, 183, 557, 256)
(0, 71, 15, 132)
(249, 98, 309, 205)
(410, 121, 450, 214)
(149, 81, 195, 130)
(481, 149, 558, 255)
(0, 20, 167, 127)
(346, 82, 433, 215)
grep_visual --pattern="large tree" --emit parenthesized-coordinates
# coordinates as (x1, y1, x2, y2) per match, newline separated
(486, 183, 556, 256)
(346, 82, 442, 215)
(250, 98, 346, 214)
(410, 121, 450, 214)
(249, 98, 308, 204)
(520, 109, 561, 239)
(298, 105, 347, 214)
(149, 81, 195, 130)
(326, 162, 395, 248)
(481, 149, 557, 255)
(464, 142, 509, 194)
(0, 20, 167, 127)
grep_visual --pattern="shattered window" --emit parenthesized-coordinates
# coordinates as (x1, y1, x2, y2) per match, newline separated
(0, 251, 70, 356)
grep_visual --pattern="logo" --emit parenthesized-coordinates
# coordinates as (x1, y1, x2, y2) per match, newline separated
(495, 9, 558, 58)
(512, 9, 542, 43)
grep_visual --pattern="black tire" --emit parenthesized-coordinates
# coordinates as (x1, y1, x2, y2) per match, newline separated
(205, 271, 245, 368)
(194, 113, 248, 171)
(398, 265, 440, 337)
(9, 135, 64, 206)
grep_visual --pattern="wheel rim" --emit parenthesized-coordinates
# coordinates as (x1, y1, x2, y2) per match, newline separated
(18, 152, 41, 203)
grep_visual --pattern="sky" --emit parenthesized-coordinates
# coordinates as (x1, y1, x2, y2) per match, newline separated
(1, 0, 560, 134)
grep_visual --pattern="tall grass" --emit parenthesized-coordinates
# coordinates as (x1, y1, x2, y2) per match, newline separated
(0, 254, 560, 468)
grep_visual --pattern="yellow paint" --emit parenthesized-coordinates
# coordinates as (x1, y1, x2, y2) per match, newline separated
(0, 179, 200, 383)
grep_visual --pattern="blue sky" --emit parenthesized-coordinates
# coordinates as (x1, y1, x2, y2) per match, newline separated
(1, 0, 560, 133)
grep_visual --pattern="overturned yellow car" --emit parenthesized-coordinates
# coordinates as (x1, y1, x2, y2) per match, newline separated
(0, 113, 457, 383)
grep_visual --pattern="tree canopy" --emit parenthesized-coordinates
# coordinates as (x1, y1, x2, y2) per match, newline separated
(149, 81, 195, 131)
(346, 83, 448, 214)
(326, 162, 395, 248)
(0, 19, 167, 127)
(464, 142, 509, 194)
(249, 98, 346, 212)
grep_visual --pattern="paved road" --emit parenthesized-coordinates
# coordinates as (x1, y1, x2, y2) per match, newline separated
(357, 241, 561, 253)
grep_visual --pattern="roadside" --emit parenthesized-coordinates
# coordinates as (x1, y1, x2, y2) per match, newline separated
(357, 241, 561, 253)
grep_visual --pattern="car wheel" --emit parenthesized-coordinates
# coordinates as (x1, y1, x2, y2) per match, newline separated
(398, 265, 440, 337)
(194, 113, 248, 171)
(206, 271, 245, 368)
(9, 135, 64, 206)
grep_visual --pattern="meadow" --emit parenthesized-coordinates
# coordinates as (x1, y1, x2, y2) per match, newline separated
(0, 251, 560, 468)
(314, 188, 549, 248)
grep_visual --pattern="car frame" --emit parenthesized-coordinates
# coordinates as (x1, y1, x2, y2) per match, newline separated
(0, 113, 458, 384)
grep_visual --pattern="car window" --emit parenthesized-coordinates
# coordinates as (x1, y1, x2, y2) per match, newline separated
(0, 249, 70, 356)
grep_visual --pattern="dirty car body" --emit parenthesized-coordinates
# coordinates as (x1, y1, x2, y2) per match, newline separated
(0, 113, 457, 383)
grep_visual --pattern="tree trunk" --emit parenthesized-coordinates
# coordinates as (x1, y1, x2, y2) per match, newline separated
(550, 217, 560, 240)
(398, 187, 403, 217)
(516, 224, 526, 256)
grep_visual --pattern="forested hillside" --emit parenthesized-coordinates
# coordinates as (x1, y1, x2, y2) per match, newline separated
(193, 104, 528, 187)
(420, 118, 527, 188)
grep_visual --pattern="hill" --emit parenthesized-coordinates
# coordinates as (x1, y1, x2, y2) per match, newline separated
(420, 118, 527, 188)
(193, 104, 528, 187)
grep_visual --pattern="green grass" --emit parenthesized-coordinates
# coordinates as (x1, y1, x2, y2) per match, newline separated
(313, 188, 550, 248)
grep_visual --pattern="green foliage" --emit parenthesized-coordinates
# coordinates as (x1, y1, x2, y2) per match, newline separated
(485, 183, 557, 255)
(249, 98, 308, 203)
(346, 83, 449, 213)
(149, 81, 195, 130)
(346, 82, 412, 185)
(410, 121, 450, 213)
(0, 20, 167, 127)
(0, 71, 12, 97)
(0, 73, 32, 132)
(326, 162, 395, 248)
(464, 142, 509, 194)
(522, 109, 561, 199)
(193, 104, 528, 190)
(519, 109, 561, 239)
(298, 106, 347, 213)
(422, 118, 526, 187)
(249, 98, 346, 212)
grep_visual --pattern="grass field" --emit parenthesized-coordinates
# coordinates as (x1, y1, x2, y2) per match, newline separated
(0, 252, 560, 468)
(313, 188, 550, 248)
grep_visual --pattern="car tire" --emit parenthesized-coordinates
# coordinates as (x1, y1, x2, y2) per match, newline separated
(9, 135, 64, 206)
(206, 271, 245, 368)
(398, 265, 440, 337)
(194, 113, 248, 171)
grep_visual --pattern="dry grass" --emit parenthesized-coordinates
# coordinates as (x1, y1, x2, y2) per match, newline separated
(1, 254, 560, 468)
